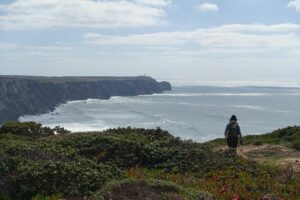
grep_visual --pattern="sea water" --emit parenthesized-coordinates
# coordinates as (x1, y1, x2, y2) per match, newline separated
(20, 86, 300, 142)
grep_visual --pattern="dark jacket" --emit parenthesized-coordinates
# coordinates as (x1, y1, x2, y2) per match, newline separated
(225, 120, 242, 138)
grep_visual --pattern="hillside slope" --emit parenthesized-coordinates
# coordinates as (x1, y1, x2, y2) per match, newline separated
(207, 126, 300, 172)
(0, 122, 299, 200)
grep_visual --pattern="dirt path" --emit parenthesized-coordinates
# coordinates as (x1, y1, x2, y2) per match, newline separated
(218, 144, 300, 172)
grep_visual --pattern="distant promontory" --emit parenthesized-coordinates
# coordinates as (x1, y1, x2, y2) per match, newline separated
(0, 76, 171, 124)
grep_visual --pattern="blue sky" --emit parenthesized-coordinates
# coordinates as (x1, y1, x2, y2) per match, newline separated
(1, 0, 300, 82)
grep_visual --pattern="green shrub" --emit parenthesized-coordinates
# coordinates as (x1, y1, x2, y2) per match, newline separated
(11, 160, 120, 199)
(32, 194, 62, 200)
(292, 140, 300, 150)
(0, 121, 52, 137)
(253, 140, 263, 146)
(0, 121, 70, 137)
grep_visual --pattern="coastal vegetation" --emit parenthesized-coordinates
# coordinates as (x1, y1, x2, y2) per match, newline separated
(206, 126, 300, 150)
(0, 122, 299, 200)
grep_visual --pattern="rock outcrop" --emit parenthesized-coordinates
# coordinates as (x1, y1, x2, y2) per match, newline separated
(0, 76, 171, 124)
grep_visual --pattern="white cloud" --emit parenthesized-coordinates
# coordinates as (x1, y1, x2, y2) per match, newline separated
(288, 0, 300, 12)
(214, 23, 300, 33)
(135, 0, 171, 6)
(0, 42, 19, 49)
(196, 2, 219, 12)
(0, 42, 73, 58)
(0, 0, 169, 30)
(83, 24, 300, 54)
(25, 45, 72, 52)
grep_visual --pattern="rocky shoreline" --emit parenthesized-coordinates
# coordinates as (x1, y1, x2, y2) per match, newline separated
(0, 76, 171, 124)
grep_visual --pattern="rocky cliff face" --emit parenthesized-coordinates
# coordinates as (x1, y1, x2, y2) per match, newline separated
(0, 76, 171, 124)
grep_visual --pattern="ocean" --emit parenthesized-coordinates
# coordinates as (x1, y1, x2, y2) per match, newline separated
(19, 85, 300, 142)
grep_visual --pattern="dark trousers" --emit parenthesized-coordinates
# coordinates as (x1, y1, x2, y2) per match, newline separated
(227, 137, 238, 148)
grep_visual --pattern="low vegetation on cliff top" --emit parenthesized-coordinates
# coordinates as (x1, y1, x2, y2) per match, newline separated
(0, 122, 300, 200)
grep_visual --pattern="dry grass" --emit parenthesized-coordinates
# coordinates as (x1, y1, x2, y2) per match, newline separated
(215, 144, 300, 172)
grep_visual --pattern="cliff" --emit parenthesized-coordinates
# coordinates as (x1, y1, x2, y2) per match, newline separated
(0, 76, 171, 124)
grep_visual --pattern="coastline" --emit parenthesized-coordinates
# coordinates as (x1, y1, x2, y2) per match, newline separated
(19, 85, 300, 142)
(0, 76, 171, 124)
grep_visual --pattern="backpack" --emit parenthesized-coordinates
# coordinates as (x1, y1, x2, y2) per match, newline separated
(228, 122, 239, 137)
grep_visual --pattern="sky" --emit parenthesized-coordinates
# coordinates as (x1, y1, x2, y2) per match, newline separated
(1, 0, 300, 82)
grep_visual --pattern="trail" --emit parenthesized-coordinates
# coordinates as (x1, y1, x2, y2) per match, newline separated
(218, 144, 300, 172)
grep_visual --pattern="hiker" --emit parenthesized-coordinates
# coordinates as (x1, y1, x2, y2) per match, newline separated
(224, 115, 243, 150)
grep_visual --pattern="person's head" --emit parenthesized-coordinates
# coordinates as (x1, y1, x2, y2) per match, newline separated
(230, 115, 237, 121)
